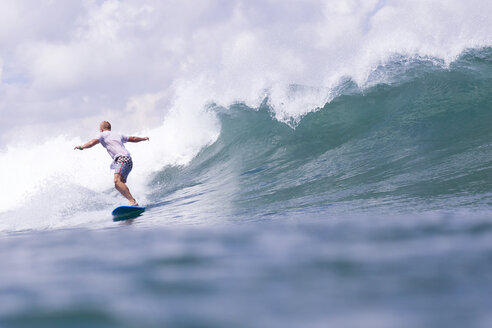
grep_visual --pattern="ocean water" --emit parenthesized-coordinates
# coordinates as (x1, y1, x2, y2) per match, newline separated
(1, 48, 492, 328)
(2, 1, 492, 326)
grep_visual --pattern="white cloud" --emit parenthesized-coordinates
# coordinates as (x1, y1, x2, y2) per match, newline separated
(0, 0, 491, 142)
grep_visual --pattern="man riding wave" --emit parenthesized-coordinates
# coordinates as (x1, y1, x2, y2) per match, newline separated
(74, 121, 149, 206)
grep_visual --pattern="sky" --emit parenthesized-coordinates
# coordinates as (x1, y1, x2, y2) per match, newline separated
(1, 0, 491, 145)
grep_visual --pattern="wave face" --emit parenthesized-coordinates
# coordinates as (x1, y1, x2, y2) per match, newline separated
(147, 48, 492, 220)
(1, 48, 491, 232)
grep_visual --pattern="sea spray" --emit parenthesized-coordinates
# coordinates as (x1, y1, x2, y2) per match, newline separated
(1, 0, 492, 232)
(0, 101, 219, 230)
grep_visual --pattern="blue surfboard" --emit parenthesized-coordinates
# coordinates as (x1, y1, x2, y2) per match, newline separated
(112, 205, 146, 221)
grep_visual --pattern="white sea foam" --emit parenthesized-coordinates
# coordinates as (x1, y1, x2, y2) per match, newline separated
(0, 100, 219, 231)
(2, 1, 491, 134)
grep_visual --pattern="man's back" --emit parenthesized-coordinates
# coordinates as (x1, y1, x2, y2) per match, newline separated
(97, 130, 131, 160)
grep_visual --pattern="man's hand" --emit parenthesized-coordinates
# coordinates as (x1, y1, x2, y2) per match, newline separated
(74, 139, 99, 150)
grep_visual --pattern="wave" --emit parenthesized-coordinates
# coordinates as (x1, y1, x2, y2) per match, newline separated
(1, 48, 492, 232)
(149, 48, 492, 216)
(0, 99, 220, 231)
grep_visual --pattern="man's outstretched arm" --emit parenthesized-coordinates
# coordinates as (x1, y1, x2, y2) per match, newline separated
(128, 136, 149, 143)
(74, 139, 99, 150)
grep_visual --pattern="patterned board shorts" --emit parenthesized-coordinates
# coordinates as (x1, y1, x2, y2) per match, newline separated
(110, 156, 133, 181)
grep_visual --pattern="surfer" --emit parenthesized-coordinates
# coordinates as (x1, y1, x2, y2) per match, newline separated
(74, 121, 149, 206)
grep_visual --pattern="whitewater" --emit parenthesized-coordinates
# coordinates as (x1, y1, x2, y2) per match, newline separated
(1, 0, 492, 230)
(1, 1, 492, 327)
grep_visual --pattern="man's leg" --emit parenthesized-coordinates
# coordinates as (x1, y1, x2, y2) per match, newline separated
(114, 173, 138, 206)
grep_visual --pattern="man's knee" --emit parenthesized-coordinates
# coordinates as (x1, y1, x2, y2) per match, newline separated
(114, 174, 127, 185)
(114, 174, 122, 185)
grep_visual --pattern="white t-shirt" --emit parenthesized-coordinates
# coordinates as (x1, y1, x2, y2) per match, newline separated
(96, 131, 131, 160)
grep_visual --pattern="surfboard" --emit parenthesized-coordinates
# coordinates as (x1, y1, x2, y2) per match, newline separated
(112, 205, 146, 221)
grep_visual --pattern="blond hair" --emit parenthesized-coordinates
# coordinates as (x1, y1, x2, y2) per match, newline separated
(100, 121, 111, 131)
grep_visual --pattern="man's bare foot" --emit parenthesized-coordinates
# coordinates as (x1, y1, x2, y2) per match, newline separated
(128, 200, 139, 206)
